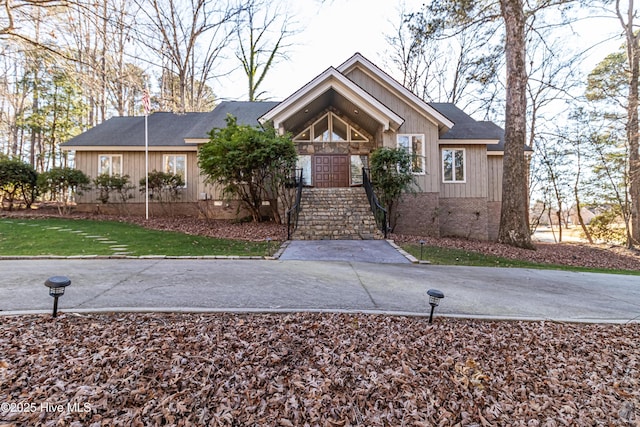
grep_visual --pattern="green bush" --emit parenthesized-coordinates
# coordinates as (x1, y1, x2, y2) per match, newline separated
(139, 170, 184, 203)
(586, 209, 627, 245)
(369, 147, 416, 231)
(39, 167, 90, 214)
(93, 173, 136, 204)
(0, 158, 38, 210)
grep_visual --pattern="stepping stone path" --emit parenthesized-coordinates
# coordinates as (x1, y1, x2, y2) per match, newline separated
(5, 221, 133, 256)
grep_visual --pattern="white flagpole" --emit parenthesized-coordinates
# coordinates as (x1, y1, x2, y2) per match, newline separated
(143, 86, 150, 220)
(145, 113, 149, 220)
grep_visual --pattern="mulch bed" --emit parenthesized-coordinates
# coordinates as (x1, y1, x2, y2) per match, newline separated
(1, 313, 639, 426)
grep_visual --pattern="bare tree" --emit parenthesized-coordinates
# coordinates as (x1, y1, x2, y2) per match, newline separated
(385, 3, 504, 117)
(134, 0, 240, 112)
(234, 0, 296, 101)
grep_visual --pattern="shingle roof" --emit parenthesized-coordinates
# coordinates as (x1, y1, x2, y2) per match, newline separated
(61, 101, 279, 147)
(184, 101, 279, 139)
(62, 100, 509, 152)
(429, 102, 505, 151)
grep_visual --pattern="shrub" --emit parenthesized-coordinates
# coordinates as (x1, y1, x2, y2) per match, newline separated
(0, 158, 38, 210)
(38, 167, 90, 215)
(369, 147, 416, 231)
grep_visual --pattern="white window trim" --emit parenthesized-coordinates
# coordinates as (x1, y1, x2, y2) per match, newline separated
(441, 148, 466, 183)
(397, 134, 425, 175)
(293, 112, 369, 143)
(163, 154, 187, 188)
(98, 154, 123, 177)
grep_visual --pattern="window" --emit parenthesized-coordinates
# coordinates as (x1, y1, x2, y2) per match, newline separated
(397, 134, 425, 174)
(163, 154, 187, 186)
(293, 112, 368, 143)
(442, 148, 465, 183)
(98, 154, 122, 176)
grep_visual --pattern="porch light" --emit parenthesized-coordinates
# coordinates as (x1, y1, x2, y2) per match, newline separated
(44, 276, 71, 318)
(419, 240, 425, 260)
(426, 289, 444, 324)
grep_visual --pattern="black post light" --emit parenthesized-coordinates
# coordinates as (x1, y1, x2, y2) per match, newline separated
(44, 276, 71, 318)
(266, 237, 272, 256)
(427, 288, 444, 324)
(419, 240, 425, 260)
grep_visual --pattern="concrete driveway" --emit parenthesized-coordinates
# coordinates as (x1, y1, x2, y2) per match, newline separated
(1, 259, 639, 323)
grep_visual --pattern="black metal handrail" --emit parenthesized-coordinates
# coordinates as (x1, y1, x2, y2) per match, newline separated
(286, 168, 304, 240)
(362, 167, 388, 238)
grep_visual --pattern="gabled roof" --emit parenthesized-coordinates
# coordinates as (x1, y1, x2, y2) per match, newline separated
(260, 67, 404, 132)
(62, 101, 276, 150)
(337, 53, 454, 131)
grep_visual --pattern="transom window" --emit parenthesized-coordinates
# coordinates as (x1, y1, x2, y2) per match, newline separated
(98, 154, 122, 176)
(442, 148, 465, 183)
(397, 134, 425, 174)
(293, 112, 368, 143)
(163, 154, 187, 186)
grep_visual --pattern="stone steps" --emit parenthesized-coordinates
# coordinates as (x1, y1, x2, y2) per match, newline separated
(292, 187, 384, 240)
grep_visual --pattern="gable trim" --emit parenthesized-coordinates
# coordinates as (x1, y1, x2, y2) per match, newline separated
(260, 67, 404, 132)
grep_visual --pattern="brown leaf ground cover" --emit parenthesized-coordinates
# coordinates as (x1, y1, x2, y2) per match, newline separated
(1, 313, 638, 426)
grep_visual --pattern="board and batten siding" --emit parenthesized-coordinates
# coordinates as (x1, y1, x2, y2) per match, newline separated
(487, 155, 503, 202)
(439, 145, 488, 198)
(345, 67, 441, 193)
(73, 150, 221, 204)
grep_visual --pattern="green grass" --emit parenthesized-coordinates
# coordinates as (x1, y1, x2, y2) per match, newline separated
(0, 218, 271, 257)
(403, 243, 640, 275)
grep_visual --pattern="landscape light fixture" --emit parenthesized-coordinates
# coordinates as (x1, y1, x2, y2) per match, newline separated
(266, 237, 272, 256)
(419, 240, 425, 260)
(44, 276, 71, 318)
(426, 288, 444, 324)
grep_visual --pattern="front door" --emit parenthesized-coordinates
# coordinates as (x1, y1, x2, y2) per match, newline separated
(313, 155, 349, 187)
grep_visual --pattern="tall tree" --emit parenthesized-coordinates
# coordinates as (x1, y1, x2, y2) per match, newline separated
(234, 0, 296, 101)
(498, 0, 534, 248)
(134, 0, 241, 112)
(387, 3, 504, 117)
(615, 0, 640, 247)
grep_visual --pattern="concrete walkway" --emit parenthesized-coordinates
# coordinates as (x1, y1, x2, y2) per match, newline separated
(279, 240, 412, 263)
(1, 258, 639, 323)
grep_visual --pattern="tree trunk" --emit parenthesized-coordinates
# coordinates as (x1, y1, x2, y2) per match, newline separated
(573, 139, 593, 243)
(497, 0, 535, 249)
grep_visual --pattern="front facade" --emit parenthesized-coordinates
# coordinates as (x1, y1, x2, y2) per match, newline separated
(62, 53, 506, 240)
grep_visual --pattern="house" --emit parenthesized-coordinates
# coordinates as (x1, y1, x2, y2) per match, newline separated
(61, 53, 507, 241)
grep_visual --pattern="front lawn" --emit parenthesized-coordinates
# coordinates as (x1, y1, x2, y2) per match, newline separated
(0, 218, 271, 257)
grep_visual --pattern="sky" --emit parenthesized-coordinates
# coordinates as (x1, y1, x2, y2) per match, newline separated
(216, 0, 624, 104)
(216, 0, 425, 101)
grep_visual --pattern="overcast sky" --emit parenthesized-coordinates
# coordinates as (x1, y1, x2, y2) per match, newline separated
(215, 0, 623, 103)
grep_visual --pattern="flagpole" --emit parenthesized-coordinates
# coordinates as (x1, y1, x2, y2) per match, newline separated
(145, 112, 149, 220)
(143, 86, 150, 220)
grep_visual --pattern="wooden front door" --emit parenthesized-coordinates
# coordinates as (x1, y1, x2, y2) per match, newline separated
(313, 155, 349, 187)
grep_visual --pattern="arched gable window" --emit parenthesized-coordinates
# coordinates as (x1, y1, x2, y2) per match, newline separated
(293, 112, 368, 143)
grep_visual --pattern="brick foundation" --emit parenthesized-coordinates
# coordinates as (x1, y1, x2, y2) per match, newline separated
(393, 193, 440, 236)
(487, 201, 501, 241)
(74, 200, 250, 219)
(438, 198, 489, 241)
